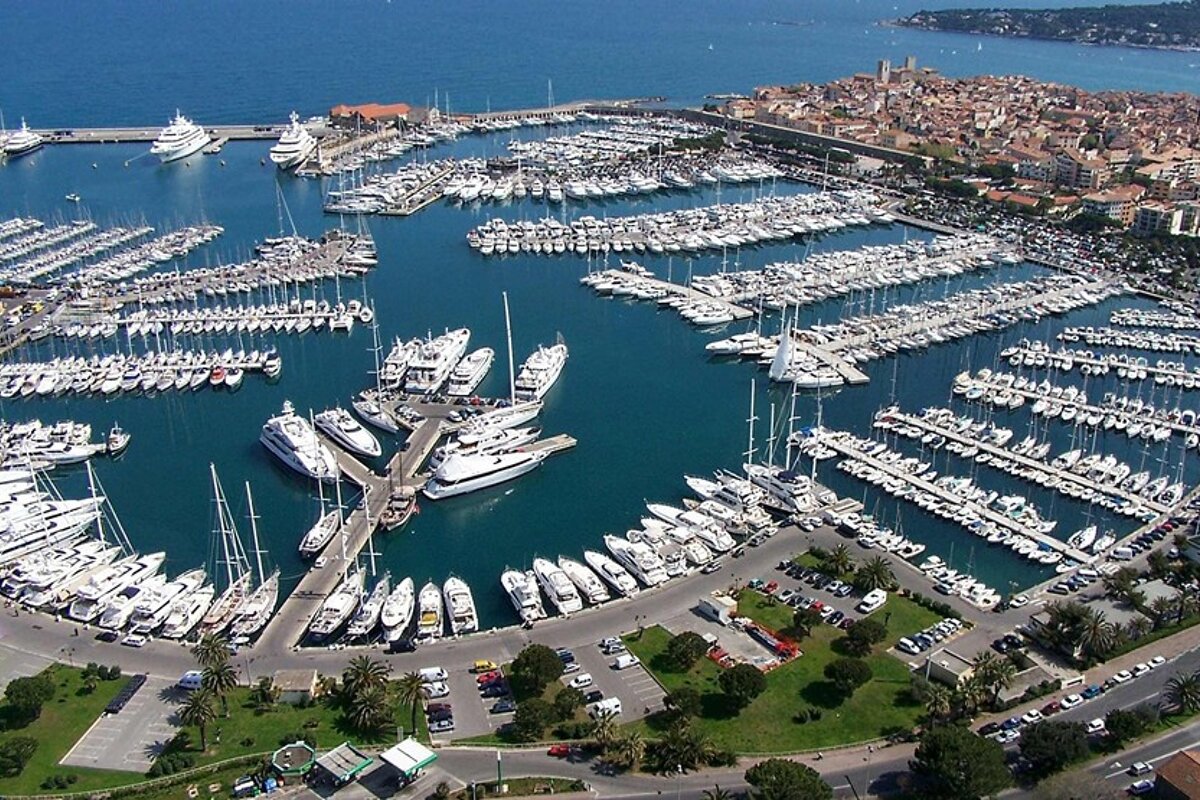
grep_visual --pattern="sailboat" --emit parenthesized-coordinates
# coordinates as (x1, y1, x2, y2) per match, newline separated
(228, 483, 280, 640)
(298, 473, 341, 558)
(352, 306, 401, 433)
(200, 465, 253, 635)
(347, 571, 390, 638)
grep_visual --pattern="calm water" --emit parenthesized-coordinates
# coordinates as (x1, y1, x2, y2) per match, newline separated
(2, 2, 1198, 626)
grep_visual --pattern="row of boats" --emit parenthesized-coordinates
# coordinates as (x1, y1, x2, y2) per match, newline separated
(1058, 325, 1200, 356)
(0, 418, 125, 469)
(307, 572, 479, 643)
(1111, 308, 1200, 332)
(0, 349, 281, 399)
(465, 190, 888, 257)
(999, 339, 1200, 387)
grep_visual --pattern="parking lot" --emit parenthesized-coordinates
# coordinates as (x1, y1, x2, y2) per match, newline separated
(0, 642, 52, 690)
(563, 640, 665, 719)
(62, 676, 179, 772)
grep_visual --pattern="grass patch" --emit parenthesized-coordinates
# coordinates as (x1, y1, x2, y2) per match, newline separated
(623, 595, 939, 753)
(0, 665, 135, 795)
(125, 761, 265, 800)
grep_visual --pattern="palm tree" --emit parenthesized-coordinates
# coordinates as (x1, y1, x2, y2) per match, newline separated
(1102, 568, 1143, 607)
(178, 689, 218, 751)
(924, 683, 953, 725)
(610, 731, 645, 769)
(591, 709, 619, 748)
(395, 672, 426, 737)
(1125, 617, 1151, 641)
(192, 634, 228, 670)
(202, 661, 239, 717)
(854, 555, 895, 592)
(827, 544, 854, 577)
(349, 684, 390, 734)
(250, 677, 279, 712)
(1149, 595, 1176, 629)
(1076, 607, 1118, 662)
(955, 674, 989, 716)
(702, 786, 733, 800)
(1175, 591, 1198, 624)
(1164, 671, 1200, 713)
(974, 651, 1017, 706)
(342, 655, 390, 699)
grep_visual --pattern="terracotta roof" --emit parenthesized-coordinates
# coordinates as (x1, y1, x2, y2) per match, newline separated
(1157, 749, 1200, 799)
(330, 102, 412, 121)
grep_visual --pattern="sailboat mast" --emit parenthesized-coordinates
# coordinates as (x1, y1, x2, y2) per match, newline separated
(745, 379, 757, 464)
(211, 464, 234, 587)
(334, 479, 347, 564)
(503, 291, 516, 402)
(86, 461, 107, 545)
(245, 481, 265, 584)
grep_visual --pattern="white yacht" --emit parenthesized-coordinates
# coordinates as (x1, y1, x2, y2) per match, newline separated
(1067, 525, 1098, 551)
(429, 425, 540, 470)
(583, 549, 640, 597)
(351, 394, 400, 434)
(299, 507, 340, 558)
(269, 112, 318, 170)
(446, 348, 495, 396)
(2, 541, 117, 602)
(415, 580, 443, 642)
(315, 407, 382, 458)
(423, 450, 547, 500)
(150, 111, 211, 162)
(743, 463, 814, 513)
(457, 400, 543, 433)
(443, 575, 478, 635)
(405, 328, 471, 394)
(260, 400, 340, 483)
(98, 574, 168, 630)
(513, 341, 568, 401)
(533, 557, 583, 615)
(604, 534, 669, 586)
(4, 119, 43, 158)
(308, 567, 363, 641)
(380, 576, 415, 642)
(557, 556, 610, 604)
(68, 552, 165, 623)
(346, 572, 390, 638)
(128, 568, 207, 634)
(160, 584, 215, 639)
(500, 568, 546, 624)
(228, 568, 280, 639)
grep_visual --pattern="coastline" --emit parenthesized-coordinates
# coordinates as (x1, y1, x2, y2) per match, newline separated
(879, 18, 1200, 53)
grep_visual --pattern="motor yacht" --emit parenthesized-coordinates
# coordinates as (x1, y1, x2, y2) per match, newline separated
(604, 534, 669, 586)
(315, 407, 382, 458)
(446, 348, 494, 396)
(532, 557, 583, 615)
(150, 111, 211, 162)
(260, 400, 340, 483)
(269, 112, 318, 170)
(514, 341, 568, 401)
(380, 576, 415, 642)
(308, 568, 363, 641)
(68, 552, 165, 623)
(405, 328, 470, 394)
(423, 450, 547, 500)
(500, 568, 546, 624)
(4, 119, 43, 158)
(557, 556, 610, 604)
(415, 580, 443, 642)
(443, 575, 478, 635)
(346, 572, 390, 638)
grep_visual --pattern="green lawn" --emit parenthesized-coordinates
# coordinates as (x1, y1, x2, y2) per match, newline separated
(174, 687, 427, 764)
(0, 665, 139, 795)
(624, 594, 940, 753)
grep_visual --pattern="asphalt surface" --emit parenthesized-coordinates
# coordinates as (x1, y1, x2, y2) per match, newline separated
(61, 676, 179, 772)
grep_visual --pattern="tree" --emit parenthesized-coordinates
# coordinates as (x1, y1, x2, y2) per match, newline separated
(250, 677, 280, 712)
(608, 731, 645, 770)
(1032, 769, 1126, 800)
(1076, 607, 1118, 662)
(718, 663, 767, 709)
(1163, 670, 1200, 713)
(823, 658, 872, 696)
(924, 683, 954, 725)
(841, 618, 888, 656)
(791, 607, 824, 640)
(348, 685, 390, 734)
(342, 655, 390, 699)
(853, 555, 896, 592)
(744, 758, 832, 800)
(909, 725, 1011, 799)
(82, 671, 99, 694)
(973, 651, 1017, 706)
(1104, 705, 1156, 745)
(665, 631, 711, 671)
(1150, 595, 1176, 629)
(3, 674, 55, 722)
(0, 737, 38, 778)
(178, 689, 218, 751)
(192, 634, 228, 670)
(396, 672, 426, 738)
(509, 644, 564, 698)
(826, 544, 854, 577)
(702, 786, 734, 800)
(553, 686, 584, 720)
(1019, 720, 1089, 776)
(1102, 567, 1143, 607)
(665, 687, 702, 719)
(513, 697, 556, 742)
(653, 718, 714, 772)
(201, 661, 239, 717)
(591, 709, 619, 748)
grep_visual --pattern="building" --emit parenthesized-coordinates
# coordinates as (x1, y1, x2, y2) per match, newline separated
(329, 102, 434, 131)
(919, 648, 977, 688)
(1155, 749, 1200, 800)
(1056, 148, 1110, 190)
(1081, 185, 1146, 226)
(876, 59, 892, 85)
(379, 739, 438, 786)
(697, 593, 737, 626)
(313, 742, 373, 787)
(1133, 201, 1184, 236)
(272, 669, 319, 705)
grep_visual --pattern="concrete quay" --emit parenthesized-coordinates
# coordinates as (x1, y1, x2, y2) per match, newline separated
(33, 124, 283, 145)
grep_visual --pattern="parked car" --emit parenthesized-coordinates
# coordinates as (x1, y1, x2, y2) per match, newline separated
(1060, 694, 1084, 710)
(1128, 779, 1154, 795)
(547, 744, 572, 758)
(429, 719, 455, 734)
(1086, 718, 1106, 735)
(490, 699, 516, 714)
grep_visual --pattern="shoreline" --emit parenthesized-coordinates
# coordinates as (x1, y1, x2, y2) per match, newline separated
(880, 18, 1200, 54)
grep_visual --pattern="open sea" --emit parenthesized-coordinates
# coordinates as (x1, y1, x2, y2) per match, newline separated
(1, 0, 1197, 628)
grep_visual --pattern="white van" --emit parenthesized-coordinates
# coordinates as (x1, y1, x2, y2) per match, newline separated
(177, 670, 203, 691)
(612, 654, 640, 670)
(418, 666, 448, 684)
(589, 697, 623, 718)
(856, 588, 888, 614)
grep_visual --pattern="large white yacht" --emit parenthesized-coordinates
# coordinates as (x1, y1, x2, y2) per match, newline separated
(405, 328, 471, 394)
(743, 462, 814, 514)
(532, 557, 583, 615)
(446, 348, 495, 396)
(97, 573, 168, 630)
(583, 549, 640, 597)
(557, 556, 611, 605)
(160, 584, 215, 639)
(314, 407, 382, 458)
(269, 112, 318, 170)
(308, 568, 363, 641)
(298, 508, 341, 558)
(4, 119, 43, 158)
(150, 111, 211, 162)
(68, 552, 166, 623)
(415, 580, 443, 642)
(380, 576, 415, 642)
(423, 450, 547, 500)
(260, 400, 341, 483)
(428, 425, 540, 470)
(513, 341, 568, 401)
(2, 541, 117, 602)
(500, 568, 546, 624)
(127, 568, 207, 633)
(443, 575, 478, 635)
(604, 534, 669, 587)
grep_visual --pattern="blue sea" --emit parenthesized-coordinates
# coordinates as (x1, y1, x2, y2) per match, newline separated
(0, 0, 1196, 629)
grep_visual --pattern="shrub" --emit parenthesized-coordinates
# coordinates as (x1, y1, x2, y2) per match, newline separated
(0, 737, 38, 777)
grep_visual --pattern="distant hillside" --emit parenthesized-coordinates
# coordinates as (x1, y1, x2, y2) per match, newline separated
(896, 1, 1200, 51)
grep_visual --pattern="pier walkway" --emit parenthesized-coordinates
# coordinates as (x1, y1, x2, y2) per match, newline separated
(637, 276, 756, 321)
(32, 125, 283, 145)
(880, 409, 1169, 516)
(1007, 345, 1200, 388)
(824, 433, 1093, 563)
